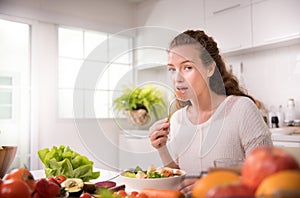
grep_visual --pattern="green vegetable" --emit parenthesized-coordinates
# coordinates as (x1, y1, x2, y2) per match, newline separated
(38, 145, 100, 181)
(96, 188, 114, 198)
(134, 166, 143, 173)
(148, 171, 165, 178)
(124, 172, 136, 178)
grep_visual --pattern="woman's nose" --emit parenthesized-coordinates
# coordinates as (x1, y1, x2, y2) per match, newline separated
(174, 71, 184, 82)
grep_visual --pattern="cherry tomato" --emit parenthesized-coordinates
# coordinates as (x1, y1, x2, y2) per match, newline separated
(54, 175, 67, 184)
(47, 177, 61, 187)
(5, 168, 35, 194)
(116, 189, 127, 197)
(80, 192, 92, 198)
(130, 191, 139, 196)
(0, 179, 31, 198)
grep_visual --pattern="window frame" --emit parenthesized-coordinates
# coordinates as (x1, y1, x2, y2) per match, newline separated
(58, 26, 134, 119)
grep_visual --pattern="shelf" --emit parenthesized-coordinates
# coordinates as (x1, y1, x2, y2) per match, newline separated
(222, 36, 300, 57)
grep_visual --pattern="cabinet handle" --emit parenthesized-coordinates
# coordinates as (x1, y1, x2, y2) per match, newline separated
(213, 4, 241, 15)
(264, 32, 300, 43)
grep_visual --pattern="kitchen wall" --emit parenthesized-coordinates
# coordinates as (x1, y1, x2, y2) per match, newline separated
(224, 44, 300, 112)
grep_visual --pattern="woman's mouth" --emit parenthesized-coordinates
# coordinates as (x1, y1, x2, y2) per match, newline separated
(175, 87, 188, 100)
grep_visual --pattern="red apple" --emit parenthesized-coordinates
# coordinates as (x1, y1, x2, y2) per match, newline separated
(241, 146, 300, 192)
(206, 182, 254, 198)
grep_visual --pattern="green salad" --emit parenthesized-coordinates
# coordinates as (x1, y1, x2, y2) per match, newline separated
(124, 166, 182, 179)
(38, 145, 100, 181)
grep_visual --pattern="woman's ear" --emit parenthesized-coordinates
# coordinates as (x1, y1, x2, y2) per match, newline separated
(207, 62, 216, 77)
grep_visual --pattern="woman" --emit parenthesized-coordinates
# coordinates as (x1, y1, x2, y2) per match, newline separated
(149, 30, 273, 196)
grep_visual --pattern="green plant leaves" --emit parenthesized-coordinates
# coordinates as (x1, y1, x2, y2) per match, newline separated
(113, 84, 166, 121)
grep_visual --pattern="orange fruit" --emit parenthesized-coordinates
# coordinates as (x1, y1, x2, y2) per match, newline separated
(192, 170, 240, 198)
(255, 170, 300, 197)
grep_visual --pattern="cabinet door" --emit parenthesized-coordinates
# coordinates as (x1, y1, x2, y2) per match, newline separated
(252, 0, 300, 46)
(205, 0, 252, 52)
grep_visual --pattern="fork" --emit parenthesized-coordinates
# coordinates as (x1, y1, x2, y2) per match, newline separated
(168, 97, 177, 120)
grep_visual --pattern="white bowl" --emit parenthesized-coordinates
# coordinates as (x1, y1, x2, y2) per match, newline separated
(116, 169, 186, 191)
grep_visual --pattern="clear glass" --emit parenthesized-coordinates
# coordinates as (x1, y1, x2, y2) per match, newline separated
(58, 58, 83, 89)
(84, 31, 108, 61)
(109, 35, 132, 64)
(59, 27, 83, 58)
(108, 63, 133, 90)
(0, 106, 12, 119)
(58, 27, 133, 118)
(0, 76, 12, 85)
(93, 90, 109, 118)
(58, 89, 84, 118)
(213, 158, 244, 167)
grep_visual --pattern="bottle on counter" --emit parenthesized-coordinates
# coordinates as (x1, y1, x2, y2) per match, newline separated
(239, 62, 245, 88)
(271, 116, 279, 128)
(276, 105, 285, 127)
(268, 105, 276, 128)
(284, 98, 298, 126)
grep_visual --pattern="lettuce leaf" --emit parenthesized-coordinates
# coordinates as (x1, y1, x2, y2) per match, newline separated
(38, 145, 100, 181)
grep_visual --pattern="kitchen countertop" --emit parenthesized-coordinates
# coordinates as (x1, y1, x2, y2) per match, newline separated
(272, 134, 300, 142)
(271, 127, 300, 143)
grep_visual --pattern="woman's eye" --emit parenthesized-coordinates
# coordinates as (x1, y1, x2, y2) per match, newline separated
(184, 65, 193, 71)
(168, 67, 176, 72)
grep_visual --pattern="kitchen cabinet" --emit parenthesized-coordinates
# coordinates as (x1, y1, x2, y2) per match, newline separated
(252, 0, 300, 46)
(204, 0, 252, 52)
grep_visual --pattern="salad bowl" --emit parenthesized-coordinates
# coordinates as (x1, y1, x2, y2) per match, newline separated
(116, 167, 186, 191)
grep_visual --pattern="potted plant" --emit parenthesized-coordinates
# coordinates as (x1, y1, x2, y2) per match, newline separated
(113, 84, 167, 126)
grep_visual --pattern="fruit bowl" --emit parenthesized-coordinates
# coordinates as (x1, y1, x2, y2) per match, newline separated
(116, 168, 186, 191)
(0, 146, 17, 178)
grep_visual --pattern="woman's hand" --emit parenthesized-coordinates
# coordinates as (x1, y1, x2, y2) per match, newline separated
(149, 118, 170, 149)
(177, 177, 198, 198)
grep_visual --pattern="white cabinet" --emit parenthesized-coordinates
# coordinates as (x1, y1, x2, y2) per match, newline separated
(205, 0, 252, 52)
(252, 0, 300, 46)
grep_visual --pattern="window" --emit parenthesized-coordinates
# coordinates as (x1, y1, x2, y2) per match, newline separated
(0, 18, 31, 169)
(0, 76, 13, 119)
(58, 27, 133, 118)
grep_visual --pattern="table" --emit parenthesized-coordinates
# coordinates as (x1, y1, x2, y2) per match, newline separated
(30, 168, 137, 192)
(31, 168, 119, 182)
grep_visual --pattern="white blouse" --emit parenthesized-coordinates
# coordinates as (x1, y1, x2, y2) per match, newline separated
(167, 95, 273, 175)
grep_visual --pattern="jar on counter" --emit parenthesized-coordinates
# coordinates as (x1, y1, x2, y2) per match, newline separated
(284, 98, 299, 126)
(294, 119, 300, 127)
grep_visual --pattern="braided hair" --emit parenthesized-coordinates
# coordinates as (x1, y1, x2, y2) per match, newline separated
(169, 30, 254, 102)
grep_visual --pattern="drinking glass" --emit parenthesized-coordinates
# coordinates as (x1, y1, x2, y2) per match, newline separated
(213, 158, 244, 168)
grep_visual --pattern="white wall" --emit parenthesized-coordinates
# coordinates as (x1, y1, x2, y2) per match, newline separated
(0, 0, 136, 171)
(224, 44, 300, 113)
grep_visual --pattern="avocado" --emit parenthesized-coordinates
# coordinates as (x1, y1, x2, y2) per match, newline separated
(61, 178, 84, 196)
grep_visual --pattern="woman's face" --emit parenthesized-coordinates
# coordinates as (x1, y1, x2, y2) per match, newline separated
(167, 45, 210, 101)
